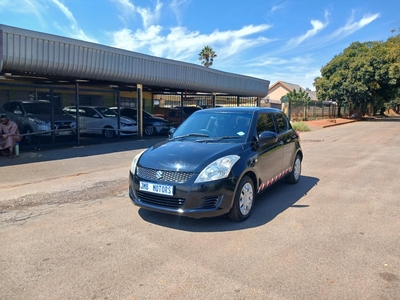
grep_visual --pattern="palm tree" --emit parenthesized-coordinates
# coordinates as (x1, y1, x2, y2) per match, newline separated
(198, 46, 217, 67)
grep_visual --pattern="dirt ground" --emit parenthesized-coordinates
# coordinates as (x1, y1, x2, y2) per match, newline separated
(304, 118, 357, 129)
(303, 109, 400, 129)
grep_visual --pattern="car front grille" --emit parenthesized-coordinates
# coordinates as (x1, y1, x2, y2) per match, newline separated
(54, 122, 73, 128)
(136, 191, 185, 208)
(137, 167, 193, 183)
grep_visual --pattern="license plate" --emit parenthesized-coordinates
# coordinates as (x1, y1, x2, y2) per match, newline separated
(139, 181, 174, 196)
(58, 130, 72, 135)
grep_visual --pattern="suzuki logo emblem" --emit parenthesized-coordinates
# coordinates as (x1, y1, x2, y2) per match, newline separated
(156, 170, 163, 180)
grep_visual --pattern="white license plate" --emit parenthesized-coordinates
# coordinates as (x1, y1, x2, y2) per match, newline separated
(139, 181, 174, 196)
(58, 130, 72, 135)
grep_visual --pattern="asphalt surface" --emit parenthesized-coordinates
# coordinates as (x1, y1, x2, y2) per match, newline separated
(0, 119, 399, 300)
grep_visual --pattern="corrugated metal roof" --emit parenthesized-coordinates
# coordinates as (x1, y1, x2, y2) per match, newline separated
(0, 24, 269, 97)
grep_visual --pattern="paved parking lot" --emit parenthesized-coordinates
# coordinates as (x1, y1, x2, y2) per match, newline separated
(0, 119, 399, 299)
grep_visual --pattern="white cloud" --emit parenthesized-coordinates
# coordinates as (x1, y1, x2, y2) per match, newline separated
(251, 56, 313, 67)
(270, 2, 289, 13)
(49, 0, 97, 42)
(330, 12, 380, 39)
(110, 0, 162, 29)
(285, 11, 329, 49)
(0, 0, 46, 25)
(110, 24, 272, 62)
(169, 0, 190, 25)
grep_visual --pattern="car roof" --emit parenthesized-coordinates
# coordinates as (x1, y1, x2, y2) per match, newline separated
(193, 106, 282, 114)
(7, 100, 50, 104)
(64, 106, 107, 109)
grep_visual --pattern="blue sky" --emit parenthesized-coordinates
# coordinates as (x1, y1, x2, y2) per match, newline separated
(0, 0, 398, 90)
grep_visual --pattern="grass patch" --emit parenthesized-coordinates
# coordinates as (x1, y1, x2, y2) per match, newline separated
(291, 121, 311, 132)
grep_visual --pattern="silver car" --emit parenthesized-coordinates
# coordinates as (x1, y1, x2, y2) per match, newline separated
(0, 100, 76, 144)
(63, 106, 137, 138)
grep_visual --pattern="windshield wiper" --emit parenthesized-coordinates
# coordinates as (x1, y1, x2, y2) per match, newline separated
(171, 133, 209, 140)
(194, 136, 242, 143)
(213, 136, 241, 140)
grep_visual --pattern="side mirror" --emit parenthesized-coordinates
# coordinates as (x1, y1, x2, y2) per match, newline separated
(259, 131, 278, 144)
(14, 109, 23, 115)
(168, 127, 176, 138)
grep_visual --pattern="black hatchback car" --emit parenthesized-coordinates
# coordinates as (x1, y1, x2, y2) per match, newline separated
(129, 107, 303, 221)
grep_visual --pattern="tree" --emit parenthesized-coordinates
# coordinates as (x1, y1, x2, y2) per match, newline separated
(314, 34, 400, 120)
(198, 46, 217, 67)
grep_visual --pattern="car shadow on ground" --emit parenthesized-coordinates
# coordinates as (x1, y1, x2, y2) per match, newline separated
(137, 175, 319, 231)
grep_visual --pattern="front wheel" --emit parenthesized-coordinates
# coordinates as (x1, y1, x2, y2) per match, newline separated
(228, 175, 255, 222)
(144, 125, 155, 136)
(103, 127, 115, 139)
(22, 127, 36, 145)
(286, 154, 301, 184)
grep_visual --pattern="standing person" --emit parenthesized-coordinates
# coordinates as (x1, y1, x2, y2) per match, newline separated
(0, 114, 22, 158)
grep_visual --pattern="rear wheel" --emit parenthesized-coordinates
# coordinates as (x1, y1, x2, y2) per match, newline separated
(286, 154, 301, 184)
(228, 175, 254, 222)
(103, 127, 115, 139)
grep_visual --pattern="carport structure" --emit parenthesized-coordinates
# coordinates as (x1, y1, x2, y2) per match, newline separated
(0, 24, 269, 145)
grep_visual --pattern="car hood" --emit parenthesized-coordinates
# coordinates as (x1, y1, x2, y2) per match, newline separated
(146, 117, 169, 123)
(120, 116, 136, 124)
(138, 140, 244, 172)
(26, 113, 75, 122)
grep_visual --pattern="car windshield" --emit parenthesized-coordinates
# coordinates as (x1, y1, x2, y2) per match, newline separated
(96, 107, 118, 118)
(172, 111, 251, 142)
(24, 102, 64, 114)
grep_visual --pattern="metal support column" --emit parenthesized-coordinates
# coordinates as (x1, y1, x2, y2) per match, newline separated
(75, 83, 80, 146)
(180, 93, 184, 124)
(212, 93, 216, 108)
(50, 87, 55, 144)
(137, 84, 143, 139)
(116, 90, 121, 139)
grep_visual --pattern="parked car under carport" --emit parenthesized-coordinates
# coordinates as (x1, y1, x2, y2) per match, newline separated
(110, 107, 172, 136)
(63, 106, 137, 139)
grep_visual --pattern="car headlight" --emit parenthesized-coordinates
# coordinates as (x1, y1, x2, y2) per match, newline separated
(29, 117, 49, 126)
(120, 122, 128, 127)
(195, 155, 240, 183)
(130, 150, 145, 174)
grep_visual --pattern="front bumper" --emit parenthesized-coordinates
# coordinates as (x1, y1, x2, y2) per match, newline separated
(128, 171, 237, 219)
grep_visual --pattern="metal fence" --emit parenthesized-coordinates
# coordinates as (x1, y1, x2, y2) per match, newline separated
(0, 83, 259, 151)
(286, 101, 349, 120)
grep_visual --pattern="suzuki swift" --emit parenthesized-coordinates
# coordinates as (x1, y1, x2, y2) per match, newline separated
(129, 107, 303, 222)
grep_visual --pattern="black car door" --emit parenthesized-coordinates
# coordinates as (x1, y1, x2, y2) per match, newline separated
(253, 112, 284, 190)
(274, 112, 296, 171)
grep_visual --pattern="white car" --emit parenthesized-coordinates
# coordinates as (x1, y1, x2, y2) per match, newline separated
(63, 106, 137, 138)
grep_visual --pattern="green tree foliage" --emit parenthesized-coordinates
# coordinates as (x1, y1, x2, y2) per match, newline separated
(281, 89, 311, 120)
(198, 46, 217, 67)
(314, 33, 400, 119)
(281, 88, 311, 103)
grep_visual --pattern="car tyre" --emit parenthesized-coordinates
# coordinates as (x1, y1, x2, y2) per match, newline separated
(228, 175, 254, 222)
(286, 153, 301, 184)
(103, 127, 115, 139)
(22, 127, 36, 145)
(144, 125, 155, 136)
